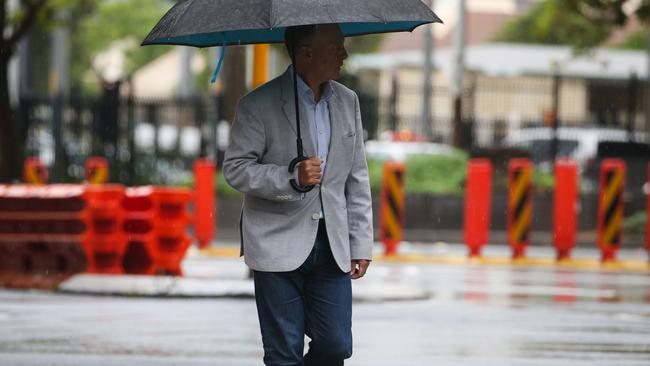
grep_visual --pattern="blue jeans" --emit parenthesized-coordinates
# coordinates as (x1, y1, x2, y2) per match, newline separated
(253, 220, 353, 366)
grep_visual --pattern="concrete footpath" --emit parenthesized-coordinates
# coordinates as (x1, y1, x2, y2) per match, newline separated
(58, 241, 650, 300)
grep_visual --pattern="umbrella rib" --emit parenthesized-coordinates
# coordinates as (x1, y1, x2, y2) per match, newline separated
(269, 0, 279, 29)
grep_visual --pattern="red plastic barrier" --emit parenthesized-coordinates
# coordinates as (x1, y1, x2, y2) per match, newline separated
(0, 185, 89, 288)
(122, 187, 157, 275)
(597, 159, 625, 263)
(553, 159, 578, 260)
(122, 186, 192, 275)
(507, 158, 533, 259)
(85, 157, 109, 185)
(83, 185, 126, 274)
(154, 187, 192, 275)
(380, 161, 406, 256)
(193, 159, 216, 249)
(23, 157, 48, 185)
(463, 159, 492, 257)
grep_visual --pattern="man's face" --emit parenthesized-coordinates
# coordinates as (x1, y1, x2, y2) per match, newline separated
(305, 25, 348, 82)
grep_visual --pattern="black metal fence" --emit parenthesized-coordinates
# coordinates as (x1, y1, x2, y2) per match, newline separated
(376, 73, 649, 149)
(18, 94, 225, 186)
(15, 73, 650, 187)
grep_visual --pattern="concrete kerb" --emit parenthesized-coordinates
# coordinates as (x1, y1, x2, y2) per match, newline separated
(200, 243, 650, 274)
(56, 242, 649, 300)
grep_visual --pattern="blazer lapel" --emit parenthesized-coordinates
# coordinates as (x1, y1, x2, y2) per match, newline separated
(323, 90, 351, 183)
(280, 69, 316, 158)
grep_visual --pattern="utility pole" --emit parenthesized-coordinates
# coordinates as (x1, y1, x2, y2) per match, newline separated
(179, 47, 194, 99)
(49, 10, 70, 181)
(451, 0, 466, 148)
(253, 44, 269, 89)
(645, 24, 650, 135)
(7, 0, 20, 107)
(420, 0, 435, 141)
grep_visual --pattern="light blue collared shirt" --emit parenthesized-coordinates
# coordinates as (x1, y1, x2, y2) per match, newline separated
(295, 70, 333, 217)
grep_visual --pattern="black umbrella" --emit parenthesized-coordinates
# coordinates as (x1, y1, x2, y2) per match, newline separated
(143, 0, 442, 192)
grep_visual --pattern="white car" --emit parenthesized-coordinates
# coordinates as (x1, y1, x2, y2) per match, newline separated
(503, 126, 647, 171)
(364, 140, 456, 161)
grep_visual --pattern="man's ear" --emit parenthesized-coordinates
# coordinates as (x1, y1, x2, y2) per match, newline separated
(301, 46, 313, 60)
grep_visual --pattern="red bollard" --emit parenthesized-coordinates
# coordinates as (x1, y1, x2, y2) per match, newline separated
(23, 157, 48, 185)
(380, 161, 406, 256)
(597, 159, 625, 263)
(193, 159, 216, 249)
(463, 159, 492, 257)
(647, 163, 650, 262)
(85, 157, 109, 185)
(553, 159, 578, 260)
(507, 158, 533, 259)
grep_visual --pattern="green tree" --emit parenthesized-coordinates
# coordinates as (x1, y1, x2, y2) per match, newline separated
(496, 0, 650, 49)
(495, 0, 612, 49)
(1, 0, 95, 182)
(74, 0, 172, 94)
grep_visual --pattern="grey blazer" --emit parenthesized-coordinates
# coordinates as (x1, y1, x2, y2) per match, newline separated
(223, 68, 373, 272)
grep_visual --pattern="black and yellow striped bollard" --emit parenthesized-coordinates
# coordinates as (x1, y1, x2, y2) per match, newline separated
(380, 160, 406, 256)
(23, 157, 48, 185)
(507, 158, 533, 259)
(597, 159, 625, 263)
(85, 157, 109, 185)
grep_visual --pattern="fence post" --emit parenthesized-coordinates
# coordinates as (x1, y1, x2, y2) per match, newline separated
(627, 73, 638, 142)
(550, 73, 561, 162)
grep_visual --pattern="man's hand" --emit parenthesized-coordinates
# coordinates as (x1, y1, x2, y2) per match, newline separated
(350, 259, 370, 280)
(298, 156, 322, 186)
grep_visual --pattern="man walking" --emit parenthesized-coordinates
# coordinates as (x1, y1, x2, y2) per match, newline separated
(223, 23, 373, 365)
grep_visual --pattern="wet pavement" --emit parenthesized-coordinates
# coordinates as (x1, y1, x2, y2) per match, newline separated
(1, 245, 650, 365)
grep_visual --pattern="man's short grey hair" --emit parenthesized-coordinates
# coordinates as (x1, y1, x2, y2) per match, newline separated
(283, 24, 324, 60)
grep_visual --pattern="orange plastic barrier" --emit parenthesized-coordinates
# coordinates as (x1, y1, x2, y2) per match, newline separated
(0, 185, 89, 288)
(463, 159, 492, 257)
(154, 187, 192, 275)
(123, 186, 192, 275)
(380, 161, 406, 256)
(507, 158, 533, 259)
(83, 185, 126, 274)
(553, 159, 578, 260)
(23, 157, 48, 185)
(193, 159, 216, 249)
(122, 187, 158, 275)
(598, 159, 625, 262)
(85, 157, 109, 185)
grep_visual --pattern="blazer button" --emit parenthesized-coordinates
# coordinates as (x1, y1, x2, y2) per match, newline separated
(312, 213, 320, 220)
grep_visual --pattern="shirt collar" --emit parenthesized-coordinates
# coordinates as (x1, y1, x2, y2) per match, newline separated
(291, 66, 334, 104)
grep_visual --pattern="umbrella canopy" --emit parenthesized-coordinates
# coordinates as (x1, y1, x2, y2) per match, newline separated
(143, 0, 441, 192)
(142, 0, 441, 47)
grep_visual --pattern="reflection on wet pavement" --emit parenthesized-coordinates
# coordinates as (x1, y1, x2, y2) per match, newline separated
(1, 263, 649, 366)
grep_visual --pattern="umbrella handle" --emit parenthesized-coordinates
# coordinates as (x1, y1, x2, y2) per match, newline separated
(288, 156, 314, 193)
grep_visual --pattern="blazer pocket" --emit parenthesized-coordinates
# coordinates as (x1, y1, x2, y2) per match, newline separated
(245, 196, 287, 216)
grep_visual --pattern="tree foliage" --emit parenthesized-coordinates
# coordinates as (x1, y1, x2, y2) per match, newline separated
(1, 0, 96, 181)
(496, 0, 650, 49)
(74, 0, 173, 92)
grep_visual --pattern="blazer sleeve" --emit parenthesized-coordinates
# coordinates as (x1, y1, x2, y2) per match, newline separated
(345, 93, 374, 260)
(223, 96, 302, 202)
